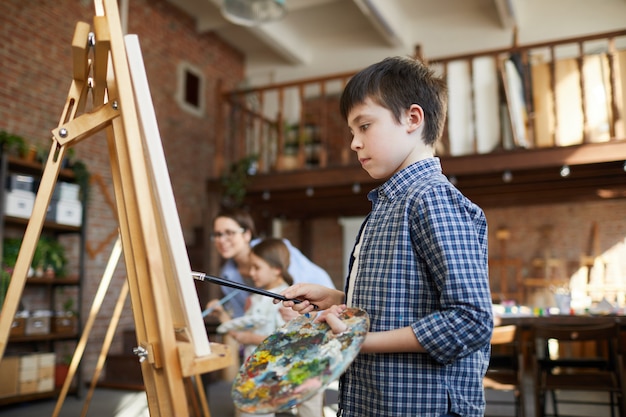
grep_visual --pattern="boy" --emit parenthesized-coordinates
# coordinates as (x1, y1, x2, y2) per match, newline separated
(280, 56, 493, 416)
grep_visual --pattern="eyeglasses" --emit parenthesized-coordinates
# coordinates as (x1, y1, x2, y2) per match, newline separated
(210, 228, 245, 240)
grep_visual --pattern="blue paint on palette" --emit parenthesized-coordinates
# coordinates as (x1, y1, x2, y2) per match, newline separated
(231, 307, 369, 414)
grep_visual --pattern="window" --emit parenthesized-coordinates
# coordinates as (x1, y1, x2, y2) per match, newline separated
(177, 62, 205, 117)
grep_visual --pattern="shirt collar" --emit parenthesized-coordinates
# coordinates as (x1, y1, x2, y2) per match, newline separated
(368, 157, 442, 203)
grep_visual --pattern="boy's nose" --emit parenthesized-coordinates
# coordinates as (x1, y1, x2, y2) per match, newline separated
(350, 136, 362, 151)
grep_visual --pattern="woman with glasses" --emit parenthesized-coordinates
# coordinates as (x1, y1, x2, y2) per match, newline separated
(208, 207, 335, 319)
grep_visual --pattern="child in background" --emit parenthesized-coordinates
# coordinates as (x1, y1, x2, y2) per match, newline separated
(209, 207, 335, 320)
(209, 237, 324, 417)
(207, 208, 335, 386)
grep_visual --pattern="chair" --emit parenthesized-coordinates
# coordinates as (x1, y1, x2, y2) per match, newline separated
(531, 321, 626, 417)
(484, 324, 525, 417)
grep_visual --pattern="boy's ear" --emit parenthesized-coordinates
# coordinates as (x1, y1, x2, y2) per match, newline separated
(406, 104, 424, 133)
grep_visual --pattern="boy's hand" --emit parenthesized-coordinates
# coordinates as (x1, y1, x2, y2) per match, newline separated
(279, 306, 299, 322)
(276, 283, 345, 313)
(316, 304, 348, 334)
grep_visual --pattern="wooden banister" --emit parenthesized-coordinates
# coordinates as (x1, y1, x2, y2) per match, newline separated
(218, 29, 626, 179)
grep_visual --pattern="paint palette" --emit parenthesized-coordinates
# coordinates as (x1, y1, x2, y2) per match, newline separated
(231, 307, 369, 414)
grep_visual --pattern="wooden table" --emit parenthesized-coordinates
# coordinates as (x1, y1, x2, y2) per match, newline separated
(497, 314, 626, 417)
(499, 314, 626, 367)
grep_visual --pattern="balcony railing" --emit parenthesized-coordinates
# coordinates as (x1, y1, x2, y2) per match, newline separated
(216, 29, 626, 181)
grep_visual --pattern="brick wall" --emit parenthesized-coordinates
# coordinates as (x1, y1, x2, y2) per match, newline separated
(1, 0, 244, 382)
(484, 200, 626, 308)
(280, 217, 345, 289)
(282, 200, 626, 311)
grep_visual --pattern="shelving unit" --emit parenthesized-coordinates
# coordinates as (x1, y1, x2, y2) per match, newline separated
(0, 150, 86, 406)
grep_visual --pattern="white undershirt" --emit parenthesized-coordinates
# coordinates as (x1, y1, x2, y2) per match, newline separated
(346, 224, 366, 308)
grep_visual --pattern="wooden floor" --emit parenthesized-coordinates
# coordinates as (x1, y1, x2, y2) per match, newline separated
(0, 380, 329, 417)
(0, 376, 620, 417)
(485, 374, 621, 417)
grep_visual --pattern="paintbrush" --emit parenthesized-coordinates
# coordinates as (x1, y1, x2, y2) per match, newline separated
(202, 290, 240, 317)
(192, 271, 318, 310)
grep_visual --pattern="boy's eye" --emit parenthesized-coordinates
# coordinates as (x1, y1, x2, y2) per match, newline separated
(360, 123, 370, 131)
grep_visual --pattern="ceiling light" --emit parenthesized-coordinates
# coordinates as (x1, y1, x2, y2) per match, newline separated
(502, 170, 513, 183)
(221, 0, 286, 27)
(559, 165, 570, 178)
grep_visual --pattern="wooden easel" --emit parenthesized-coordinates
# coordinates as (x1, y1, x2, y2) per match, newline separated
(0, 0, 232, 415)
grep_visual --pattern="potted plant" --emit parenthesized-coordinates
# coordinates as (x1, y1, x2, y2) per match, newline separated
(0, 267, 10, 309)
(53, 294, 78, 334)
(0, 130, 28, 158)
(54, 342, 74, 389)
(55, 361, 70, 389)
(220, 154, 258, 207)
(0, 236, 20, 309)
(69, 159, 91, 202)
(3, 238, 21, 267)
(62, 147, 76, 168)
(36, 143, 49, 164)
(33, 237, 67, 278)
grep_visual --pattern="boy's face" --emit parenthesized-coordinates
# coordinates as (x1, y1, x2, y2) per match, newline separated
(346, 98, 426, 179)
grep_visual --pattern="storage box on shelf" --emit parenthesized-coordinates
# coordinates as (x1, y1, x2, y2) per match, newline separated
(0, 356, 19, 398)
(47, 199, 83, 227)
(9, 311, 27, 337)
(0, 353, 57, 398)
(52, 311, 78, 334)
(24, 310, 53, 336)
(47, 181, 83, 227)
(4, 190, 35, 219)
(6, 173, 35, 193)
(0, 152, 87, 405)
(17, 353, 55, 395)
(4, 173, 37, 219)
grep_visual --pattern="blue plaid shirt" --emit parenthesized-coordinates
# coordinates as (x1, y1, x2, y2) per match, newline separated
(340, 158, 493, 417)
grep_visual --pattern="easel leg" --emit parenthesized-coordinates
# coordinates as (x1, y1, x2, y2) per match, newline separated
(80, 279, 129, 417)
(185, 376, 202, 416)
(196, 374, 212, 417)
(188, 374, 211, 417)
(52, 236, 123, 417)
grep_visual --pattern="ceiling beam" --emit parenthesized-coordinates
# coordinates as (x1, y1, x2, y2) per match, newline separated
(196, 14, 227, 32)
(197, 0, 311, 65)
(493, 0, 517, 29)
(248, 22, 312, 65)
(352, 0, 406, 47)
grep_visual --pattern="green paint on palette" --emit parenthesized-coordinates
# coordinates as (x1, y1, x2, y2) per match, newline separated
(287, 358, 327, 385)
(231, 307, 369, 414)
